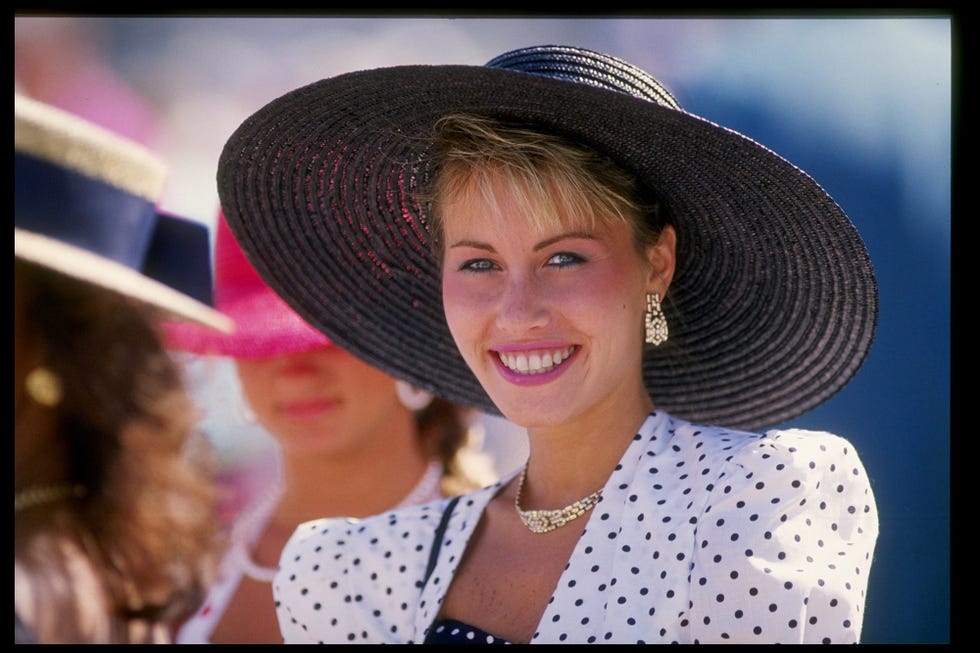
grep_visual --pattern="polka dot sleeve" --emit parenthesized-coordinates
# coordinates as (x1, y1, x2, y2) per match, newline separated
(687, 429, 879, 643)
(273, 503, 447, 644)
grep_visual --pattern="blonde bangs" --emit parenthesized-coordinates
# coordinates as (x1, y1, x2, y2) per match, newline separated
(428, 113, 658, 258)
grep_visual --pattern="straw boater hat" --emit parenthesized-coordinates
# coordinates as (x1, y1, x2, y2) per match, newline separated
(216, 45, 878, 431)
(163, 210, 330, 358)
(15, 93, 232, 333)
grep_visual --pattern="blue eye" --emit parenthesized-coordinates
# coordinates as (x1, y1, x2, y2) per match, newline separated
(458, 258, 496, 273)
(548, 252, 585, 268)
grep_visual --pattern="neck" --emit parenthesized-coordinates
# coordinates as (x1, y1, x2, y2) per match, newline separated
(519, 393, 653, 507)
(240, 457, 442, 576)
(277, 445, 432, 523)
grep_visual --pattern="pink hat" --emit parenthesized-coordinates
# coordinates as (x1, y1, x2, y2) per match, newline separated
(163, 211, 330, 359)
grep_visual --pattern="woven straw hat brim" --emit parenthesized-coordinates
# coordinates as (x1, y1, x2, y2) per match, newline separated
(16, 229, 233, 333)
(218, 62, 878, 431)
(16, 93, 232, 333)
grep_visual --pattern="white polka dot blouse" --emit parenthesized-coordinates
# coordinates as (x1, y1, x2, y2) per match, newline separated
(273, 410, 879, 643)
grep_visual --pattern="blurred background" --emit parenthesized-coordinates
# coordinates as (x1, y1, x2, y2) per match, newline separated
(14, 14, 952, 644)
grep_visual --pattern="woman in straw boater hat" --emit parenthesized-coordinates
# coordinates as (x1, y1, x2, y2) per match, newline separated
(217, 45, 880, 644)
(14, 93, 233, 643)
(163, 211, 496, 643)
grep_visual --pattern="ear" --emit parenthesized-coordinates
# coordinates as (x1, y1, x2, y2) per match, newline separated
(645, 224, 676, 296)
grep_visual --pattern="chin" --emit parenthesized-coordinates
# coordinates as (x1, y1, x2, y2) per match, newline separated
(492, 394, 570, 430)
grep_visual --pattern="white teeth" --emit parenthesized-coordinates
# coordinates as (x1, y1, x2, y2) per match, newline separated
(498, 347, 574, 375)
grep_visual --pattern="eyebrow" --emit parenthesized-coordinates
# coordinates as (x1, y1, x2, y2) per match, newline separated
(448, 231, 597, 252)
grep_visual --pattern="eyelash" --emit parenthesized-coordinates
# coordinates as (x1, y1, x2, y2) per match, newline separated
(457, 252, 586, 273)
(548, 252, 585, 268)
(458, 259, 496, 273)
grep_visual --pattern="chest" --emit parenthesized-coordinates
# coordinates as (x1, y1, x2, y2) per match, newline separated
(436, 502, 587, 644)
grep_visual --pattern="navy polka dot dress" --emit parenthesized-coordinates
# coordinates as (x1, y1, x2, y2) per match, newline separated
(273, 411, 878, 643)
(425, 618, 511, 644)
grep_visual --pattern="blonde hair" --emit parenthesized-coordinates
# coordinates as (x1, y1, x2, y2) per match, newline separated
(423, 113, 667, 262)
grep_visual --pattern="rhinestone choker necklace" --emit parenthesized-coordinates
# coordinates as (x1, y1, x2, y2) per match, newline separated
(514, 465, 603, 534)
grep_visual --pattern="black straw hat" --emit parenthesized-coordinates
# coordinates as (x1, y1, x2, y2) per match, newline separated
(217, 45, 878, 431)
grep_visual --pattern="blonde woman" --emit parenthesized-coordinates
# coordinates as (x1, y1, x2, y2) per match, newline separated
(217, 45, 879, 644)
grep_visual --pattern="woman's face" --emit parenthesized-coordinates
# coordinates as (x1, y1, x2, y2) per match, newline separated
(235, 345, 409, 457)
(440, 175, 674, 429)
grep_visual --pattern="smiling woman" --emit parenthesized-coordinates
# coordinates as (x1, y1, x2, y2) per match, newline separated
(436, 121, 673, 428)
(217, 44, 880, 643)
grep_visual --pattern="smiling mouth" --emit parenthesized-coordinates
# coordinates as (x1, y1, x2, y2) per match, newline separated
(496, 346, 576, 375)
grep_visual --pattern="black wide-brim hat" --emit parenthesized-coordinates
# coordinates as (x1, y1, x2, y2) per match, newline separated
(218, 45, 878, 432)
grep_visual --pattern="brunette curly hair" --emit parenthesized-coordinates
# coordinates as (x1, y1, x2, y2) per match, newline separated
(16, 260, 221, 641)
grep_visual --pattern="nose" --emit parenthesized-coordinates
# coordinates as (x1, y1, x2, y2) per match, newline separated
(274, 348, 330, 377)
(495, 275, 550, 334)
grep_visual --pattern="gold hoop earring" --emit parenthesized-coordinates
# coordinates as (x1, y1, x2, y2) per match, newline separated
(645, 292, 669, 346)
(25, 367, 63, 407)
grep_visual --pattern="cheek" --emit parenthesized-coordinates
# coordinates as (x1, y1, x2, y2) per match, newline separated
(441, 274, 481, 344)
(234, 361, 263, 393)
(575, 268, 635, 310)
(570, 269, 646, 338)
(338, 355, 399, 392)
(234, 361, 275, 412)
(442, 275, 493, 357)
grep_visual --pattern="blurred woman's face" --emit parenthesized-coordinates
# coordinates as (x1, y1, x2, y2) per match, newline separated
(235, 345, 409, 457)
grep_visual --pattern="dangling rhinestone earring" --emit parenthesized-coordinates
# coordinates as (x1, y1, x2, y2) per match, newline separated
(24, 367, 63, 407)
(645, 292, 669, 346)
(395, 380, 434, 411)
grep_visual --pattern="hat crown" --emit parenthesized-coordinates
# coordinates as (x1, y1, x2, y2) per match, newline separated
(212, 212, 269, 307)
(161, 211, 330, 359)
(486, 45, 680, 110)
(15, 93, 167, 201)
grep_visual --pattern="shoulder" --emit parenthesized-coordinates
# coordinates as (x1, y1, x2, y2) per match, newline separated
(723, 426, 874, 494)
(278, 487, 496, 580)
(665, 416, 872, 487)
(15, 523, 110, 643)
(280, 498, 454, 566)
(277, 501, 445, 599)
(678, 424, 880, 643)
(693, 421, 876, 515)
(274, 495, 478, 643)
(655, 415, 878, 549)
